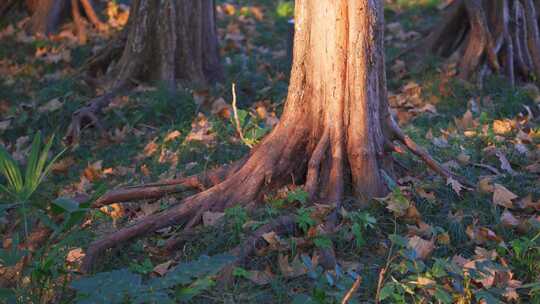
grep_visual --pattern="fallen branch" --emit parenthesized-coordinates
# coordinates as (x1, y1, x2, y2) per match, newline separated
(341, 276, 362, 304)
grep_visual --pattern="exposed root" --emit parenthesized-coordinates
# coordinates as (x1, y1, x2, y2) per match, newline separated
(389, 119, 472, 188)
(64, 86, 126, 145)
(92, 158, 246, 208)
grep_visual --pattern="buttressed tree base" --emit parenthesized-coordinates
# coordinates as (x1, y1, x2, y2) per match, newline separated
(80, 0, 459, 273)
(419, 0, 540, 86)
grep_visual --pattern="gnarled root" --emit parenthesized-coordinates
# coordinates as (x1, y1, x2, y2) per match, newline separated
(80, 114, 462, 274)
(64, 86, 126, 145)
(416, 0, 540, 85)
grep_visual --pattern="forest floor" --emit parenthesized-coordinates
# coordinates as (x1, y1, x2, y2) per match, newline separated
(0, 0, 539, 303)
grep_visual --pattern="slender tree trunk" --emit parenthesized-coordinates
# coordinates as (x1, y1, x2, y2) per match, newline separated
(419, 0, 540, 85)
(81, 0, 456, 272)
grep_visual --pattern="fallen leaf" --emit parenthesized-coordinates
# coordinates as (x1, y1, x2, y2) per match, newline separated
(153, 260, 173, 276)
(492, 184, 518, 208)
(66, 248, 85, 263)
(143, 141, 158, 157)
(501, 210, 519, 228)
(278, 254, 307, 278)
(37, 98, 63, 113)
(447, 177, 464, 195)
(495, 150, 516, 176)
(407, 236, 435, 260)
(493, 119, 513, 135)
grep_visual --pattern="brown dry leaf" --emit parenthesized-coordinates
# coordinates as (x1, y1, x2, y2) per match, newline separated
(495, 150, 516, 176)
(100, 203, 125, 220)
(262, 231, 281, 247)
(452, 255, 471, 268)
(455, 110, 474, 131)
(250, 6, 265, 21)
(492, 184, 518, 208)
(153, 260, 173, 276)
(66, 248, 85, 263)
(493, 119, 513, 135)
(222, 3, 236, 15)
(246, 269, 274, 285)
(38, 98, 63, 113)
(407, 221, 433, 239)
(517, 194, 540, 211)
(501, 210, 519, 228)
(377, 190, 410, 217)
(278, 254, 308, 278)
(202, 211, 225, 227)
(447, 177, 465, 195)
(478, 177, 495, 194)
(437, 233, 451, 245)
(463, 259, 496, 288)
(140, 164, 150, 177)
(404, 205, 422, 223)
(474, 247, 498, 260)
(51, 156, 75, 174)
(143, 141, 158, 157)
(412, 277, 436, 286)
(407, 236, 435, 260)
(185, 114, 216, 145)
(83, 160, 103, 182)
(210, 97, 232, 119)
(466, 226, 503, 244)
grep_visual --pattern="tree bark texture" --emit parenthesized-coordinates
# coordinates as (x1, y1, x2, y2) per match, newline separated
(81, 0, 455, 272)
(109, 0, 223, 88)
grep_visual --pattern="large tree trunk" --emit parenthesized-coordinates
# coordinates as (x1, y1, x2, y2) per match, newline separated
(419, 0, 540, 86)
(81, 0, 455, 272)
(65, 0, 223, 144)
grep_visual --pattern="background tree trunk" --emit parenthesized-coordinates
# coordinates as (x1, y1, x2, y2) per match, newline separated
(66, 0, 223, 144)
(108, 0, 223, 88)
(25, 0, 107, 43)
(420, 0, 540, 86)
(82, 0, 455, 272)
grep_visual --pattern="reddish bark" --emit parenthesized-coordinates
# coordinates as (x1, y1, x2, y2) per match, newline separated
(81, 0, 456, 273)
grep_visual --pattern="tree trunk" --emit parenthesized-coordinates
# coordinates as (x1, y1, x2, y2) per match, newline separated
(106, 0, 222, 88)
(65, 0, 223, 144)
(419, 0, 540, 86)
(81, 0, 456, 272)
